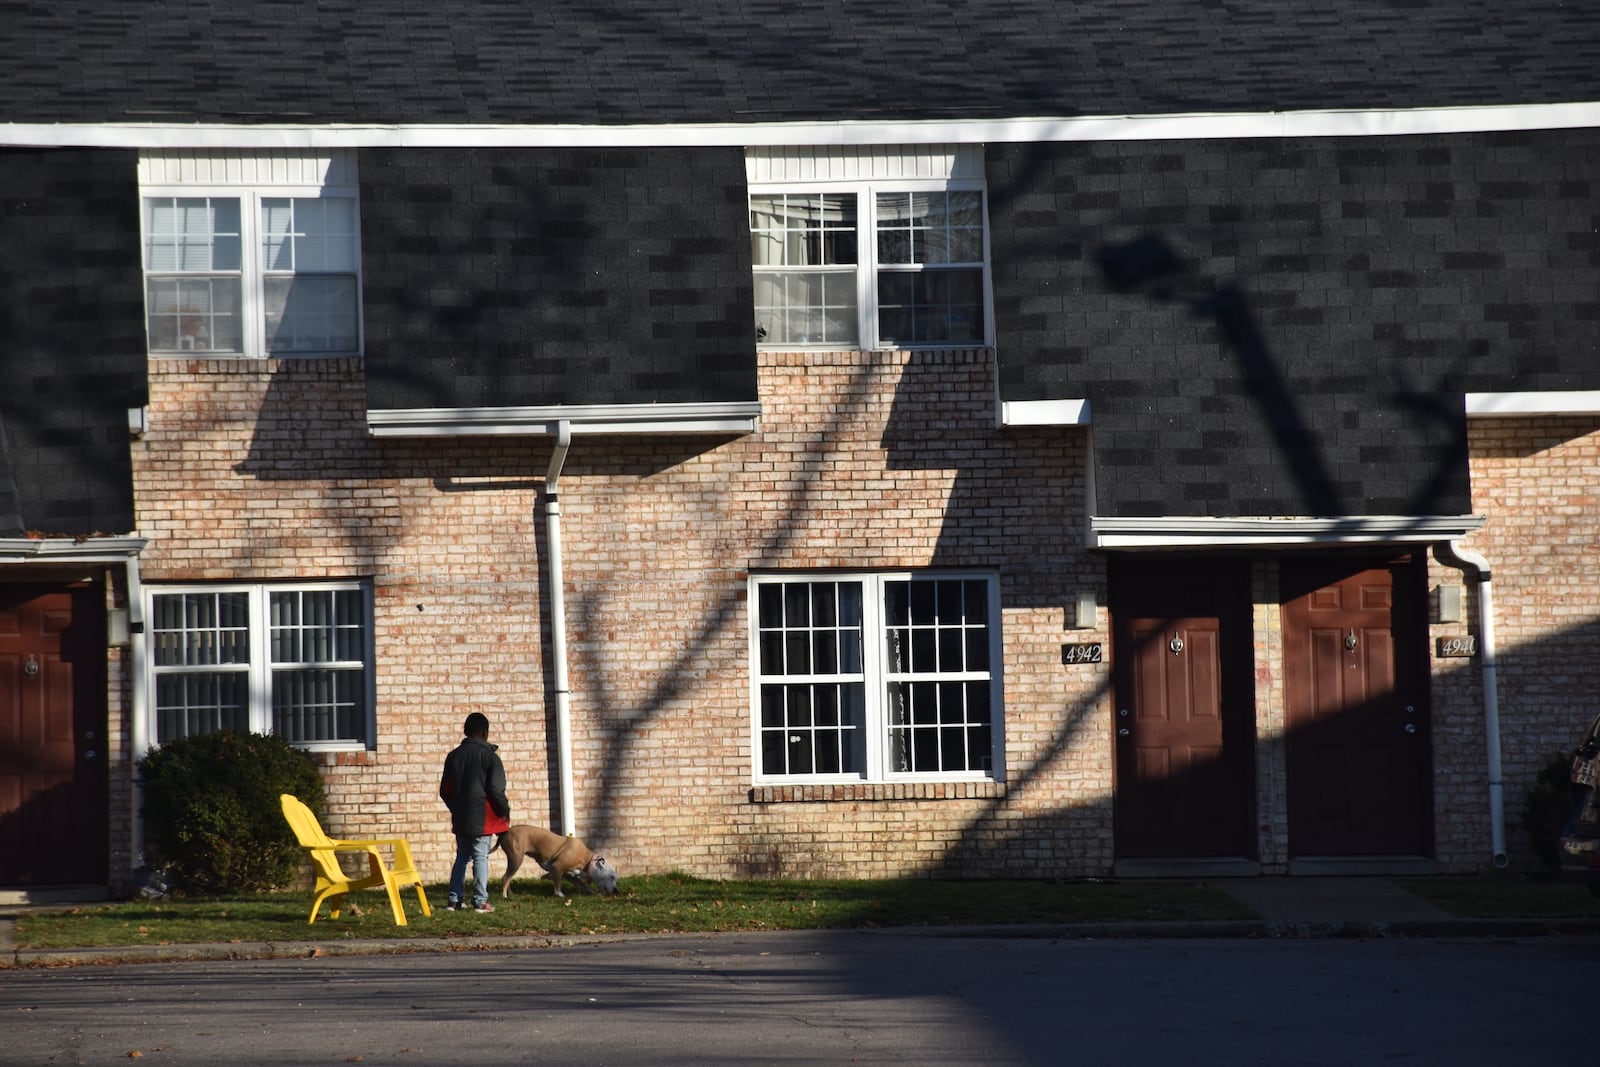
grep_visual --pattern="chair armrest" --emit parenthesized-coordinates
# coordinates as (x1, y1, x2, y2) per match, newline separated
(326, 838, 421, 866)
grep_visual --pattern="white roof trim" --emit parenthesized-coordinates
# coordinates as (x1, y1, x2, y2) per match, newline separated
(1007, 392, 1600, 427)
(1002, 399, 1091, 426)
(1466, 391, 1600, 416)
(1090, 515, 1485, 550)
(6, 101, 1600, 150)
(0, 536, 148, 563)
(368, 402, 761, 438)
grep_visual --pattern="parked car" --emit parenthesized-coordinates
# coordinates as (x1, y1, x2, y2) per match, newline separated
(1558, 713, 1600, 896)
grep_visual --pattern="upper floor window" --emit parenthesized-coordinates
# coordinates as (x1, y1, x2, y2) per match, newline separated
(748, 145, 990, 349)
(750, 572, 1003, 784)
(147, 581, 373, 749)
(139, 151, 361, 358)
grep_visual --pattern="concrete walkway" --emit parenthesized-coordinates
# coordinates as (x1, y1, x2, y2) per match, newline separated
(1212, 876, 1452, 923)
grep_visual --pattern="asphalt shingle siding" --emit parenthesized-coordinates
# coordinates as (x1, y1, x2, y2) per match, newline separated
(6, 2, 1600, 126)
(361, 147, 758, 412)
(0, 149, 146, 537)
(989, 129, 1600, 519)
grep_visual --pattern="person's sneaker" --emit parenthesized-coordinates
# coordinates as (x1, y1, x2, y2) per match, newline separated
(472, 902, 495, 913)
(445, 900, 462, 911)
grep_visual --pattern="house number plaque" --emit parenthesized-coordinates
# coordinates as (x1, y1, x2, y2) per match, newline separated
(1061, 642, 1104, 665)
(1436, 636, 1478, 658)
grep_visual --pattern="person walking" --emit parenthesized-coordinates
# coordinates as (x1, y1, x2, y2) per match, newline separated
(439, 711, 512, 912)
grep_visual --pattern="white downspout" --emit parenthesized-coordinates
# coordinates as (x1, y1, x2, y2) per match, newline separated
(1433, 541, 1508, 869)
(545, 421, 576, 835)
(126, 554, 148, 869)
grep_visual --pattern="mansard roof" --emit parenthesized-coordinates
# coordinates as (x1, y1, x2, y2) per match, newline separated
(6, 1, 1599, 130)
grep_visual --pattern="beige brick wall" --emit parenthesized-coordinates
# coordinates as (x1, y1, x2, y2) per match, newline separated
(1434, 416, 1600, 871)
(133, 351, 1108, 884)
(125, 358, 1600, 886)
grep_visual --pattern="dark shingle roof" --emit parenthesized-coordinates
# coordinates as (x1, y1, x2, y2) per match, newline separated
(6, 1, 1600, 129)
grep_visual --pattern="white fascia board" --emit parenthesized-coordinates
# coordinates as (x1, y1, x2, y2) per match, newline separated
(0, 536, 148, 562)
(1466, 391, 1600, 416)
(368, 402, 761, 438)
(7, 101, 1600, 150)
(1089, 515, 1485, 550)
(1002, 399, 1090, 426)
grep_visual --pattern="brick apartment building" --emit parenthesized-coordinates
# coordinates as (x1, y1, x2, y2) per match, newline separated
(4, 2, 1600, 896)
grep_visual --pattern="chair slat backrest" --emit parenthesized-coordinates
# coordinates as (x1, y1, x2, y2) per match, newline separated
(280, 793, 335, 849)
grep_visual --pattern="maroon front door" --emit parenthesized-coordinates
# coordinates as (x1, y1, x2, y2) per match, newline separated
(0, 582, 108, 885)
(1111, 560, 1254, 858)
(1281, 556, 1431, 857)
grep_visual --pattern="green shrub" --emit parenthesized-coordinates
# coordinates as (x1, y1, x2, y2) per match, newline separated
(1520, 751, 1575, 871)
(137, 731, 326, 894)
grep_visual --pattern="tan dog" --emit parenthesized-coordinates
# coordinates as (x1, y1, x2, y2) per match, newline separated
(496, 824, 618, 898)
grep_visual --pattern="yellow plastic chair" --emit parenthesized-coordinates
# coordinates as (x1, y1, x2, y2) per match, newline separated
(279, 793, 433, 926)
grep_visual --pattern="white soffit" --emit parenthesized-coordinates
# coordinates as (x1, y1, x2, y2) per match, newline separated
(7, 101, 1600, 149)
(368, 402, 762, 437)
(1089, 515, 1486, 550)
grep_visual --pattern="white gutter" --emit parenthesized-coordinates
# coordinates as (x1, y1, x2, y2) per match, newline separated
(1089, 514, 1485, 550)
(6, 100, 1600, 150)
(1433, 541, 1508, 869)
(368, 401, 760, 438)
(544, 421, 577, 836)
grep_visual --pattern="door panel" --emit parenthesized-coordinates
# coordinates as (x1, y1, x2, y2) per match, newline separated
(1282, 557, 1430, 857)
(0, 583, 108, 885)
(1112, 561, 1254, 859)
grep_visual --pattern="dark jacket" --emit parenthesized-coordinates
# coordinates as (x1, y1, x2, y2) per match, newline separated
(439, 735, 511, 837)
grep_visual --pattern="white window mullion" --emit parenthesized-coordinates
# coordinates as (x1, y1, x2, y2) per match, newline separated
(247, 588, 273, 734)
(858, 186, 879, 351)
(859, 575, 887, 780)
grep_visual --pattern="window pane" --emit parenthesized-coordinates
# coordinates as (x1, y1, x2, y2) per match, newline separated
(876, 191, 982, 267)
(146, 276, 243, 353)
(270, 589, 365, 664)
(145, 197, 241, 272)
(155, 671, 248, 743)
(783, 583, 811, 627)
(263, 275, 359, 353)
(749, 194, 856, 267)
(876, 267, 984, 345)
(151, 592, 250, 667)
(754, 270, 858, 345)
(272, 667, 364, 744)
(262, 197, 358, 273)
(752, 193, 859, 346)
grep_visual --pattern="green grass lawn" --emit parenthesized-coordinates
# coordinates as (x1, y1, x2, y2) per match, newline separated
(14, 874, 1251, 949)
(1403, 874, 1600, 918)
(16, 873, 1600, 951)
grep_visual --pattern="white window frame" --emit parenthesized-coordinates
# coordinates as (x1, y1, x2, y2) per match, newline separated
(749, 571, 1004, 785)
(748, 145, 992, 351)
(144, 581, 375, 751)
(138, 151, 362, 359)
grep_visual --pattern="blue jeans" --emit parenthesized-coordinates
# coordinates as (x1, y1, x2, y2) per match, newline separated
(449, 833, 495, 907)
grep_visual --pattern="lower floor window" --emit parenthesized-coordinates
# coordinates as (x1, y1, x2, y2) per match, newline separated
(751, 572, 1002, 783)
(147, 582, 372, 748)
